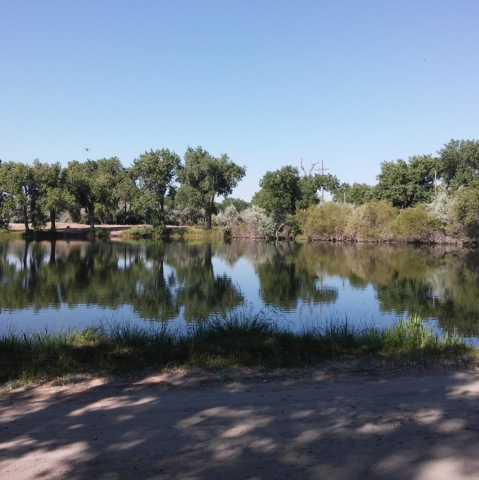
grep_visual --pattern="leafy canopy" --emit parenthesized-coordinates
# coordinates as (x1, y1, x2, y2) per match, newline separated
(177, 146, 246, 229)
(253, 166, 302, 216)
(438, 139, 479, 191)
(132, 148, 181, 224)
(375, 155, 438, 208)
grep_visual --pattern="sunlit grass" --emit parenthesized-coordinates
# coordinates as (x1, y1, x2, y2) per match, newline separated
(118, 226, 158, 238)
(0, 313, 473, 385)
(0, 229, 22, 237)
(119, 225, 225, 239)
(168, 226, 224, 238)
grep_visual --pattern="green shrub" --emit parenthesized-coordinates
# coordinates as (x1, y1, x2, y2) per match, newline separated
(298, 203, 352, 240)
(426, 186, 454, 226)
(390, 205, 440, 242)
(451, 183, 479, 239)
(346, 200, 397, 241)
(216, 205, 239, 234)
(119, 226, 155, 238)
(217, 206, 277, 238)
(154, 223, 168, 236)
(86, 228, 110, 239)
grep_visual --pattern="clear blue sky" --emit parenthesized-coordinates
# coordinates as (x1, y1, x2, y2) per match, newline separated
(1, 0, 478, 200)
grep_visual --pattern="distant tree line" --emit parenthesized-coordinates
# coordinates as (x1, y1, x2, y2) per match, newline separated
(217, 139, 479, 243)
(0, 146, 245, 231)
(1, 139, 479, 242)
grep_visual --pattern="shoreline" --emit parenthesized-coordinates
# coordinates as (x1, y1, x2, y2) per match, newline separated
(2, 223, 476, 246)
(1, 317, 474, 388)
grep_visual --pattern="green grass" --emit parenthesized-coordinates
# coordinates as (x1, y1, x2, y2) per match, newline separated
(0, 314, 473, 385)
(168, 226, 225, 238)
(117, 225, 226, 239)
(85, 228, 110, 239)
(0, 229, 22, 237)
(118, 226, 158, 238)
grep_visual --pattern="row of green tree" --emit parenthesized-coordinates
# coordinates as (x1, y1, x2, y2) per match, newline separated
(217, 139, 479, 242)
(1, 139, 478, 240)
(0, 146, 245, 231)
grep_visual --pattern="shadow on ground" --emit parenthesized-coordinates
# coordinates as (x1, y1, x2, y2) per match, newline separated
(1, 367, 479, 479)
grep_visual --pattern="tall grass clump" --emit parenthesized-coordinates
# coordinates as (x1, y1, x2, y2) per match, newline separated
(0, 315, 472, 385)
(188, 309, 280, 365)
(379, 316, 465, 354)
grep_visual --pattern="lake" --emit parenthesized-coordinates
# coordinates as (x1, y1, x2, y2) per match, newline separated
(1, 239, 478, 343)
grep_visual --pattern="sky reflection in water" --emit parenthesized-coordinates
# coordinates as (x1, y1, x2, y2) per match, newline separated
(1, 239, 478, 343)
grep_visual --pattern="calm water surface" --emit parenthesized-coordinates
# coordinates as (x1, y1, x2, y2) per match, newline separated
(1, 239, 479, 342)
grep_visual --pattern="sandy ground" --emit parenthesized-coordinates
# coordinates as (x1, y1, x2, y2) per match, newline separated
(8, 223, 138, 237)
(1, 366, 479, 480)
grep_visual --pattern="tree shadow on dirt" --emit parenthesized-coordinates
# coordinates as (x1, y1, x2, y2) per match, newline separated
(1, 367, 479, 479)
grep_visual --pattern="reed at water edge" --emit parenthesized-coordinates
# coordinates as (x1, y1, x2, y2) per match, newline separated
(0, 311, 473, 386)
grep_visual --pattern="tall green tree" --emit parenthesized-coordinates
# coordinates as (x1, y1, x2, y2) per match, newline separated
(375, 155, 438, 208)
(32, 160, 74, 231)
(115, 167, 138, 224)
(132, 149, 181, 225)
(178, 146, 246, 230)
(331, 182, 375, 205)
(217, 197, 250, 213)
(253, 166, 302, 216)
(254, 165, 339, 215)
(0, 160, 8, 229)
(0, 161, 43, 231)
(65, 157, 123, 230)
(438, 139, 479, 191)
(452, 179, 479, 236)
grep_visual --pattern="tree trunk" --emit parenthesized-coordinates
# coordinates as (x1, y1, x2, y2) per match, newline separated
(50, 210, 56, 232)
(23, 206, 29, 231)
(275, 222, 286, 241)
(205, 197, 214, 230)
(89, 211, 95, 231)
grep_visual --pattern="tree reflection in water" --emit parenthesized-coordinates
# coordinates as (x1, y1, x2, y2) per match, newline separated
(0, 239, 479, 339)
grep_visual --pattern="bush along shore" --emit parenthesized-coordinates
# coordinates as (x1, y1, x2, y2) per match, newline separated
(0, 313, 473, 386)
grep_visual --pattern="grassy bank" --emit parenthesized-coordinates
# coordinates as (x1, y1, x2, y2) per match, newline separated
(118, 225, 225, 239)
(0, 314, 473, 386)
(0, 229, 22, 238)
(118, 226, 161, 238)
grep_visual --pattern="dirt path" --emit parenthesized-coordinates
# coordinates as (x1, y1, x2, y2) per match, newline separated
(1, 367, 479, 480)
(7, 223, 137, 237)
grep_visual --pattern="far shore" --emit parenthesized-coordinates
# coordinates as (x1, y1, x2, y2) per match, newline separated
(3, 223, 476, 246)
(6, 222, 144, 238)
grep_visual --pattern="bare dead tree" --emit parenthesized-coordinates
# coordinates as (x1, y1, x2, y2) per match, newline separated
(300, 158, 320, 176)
